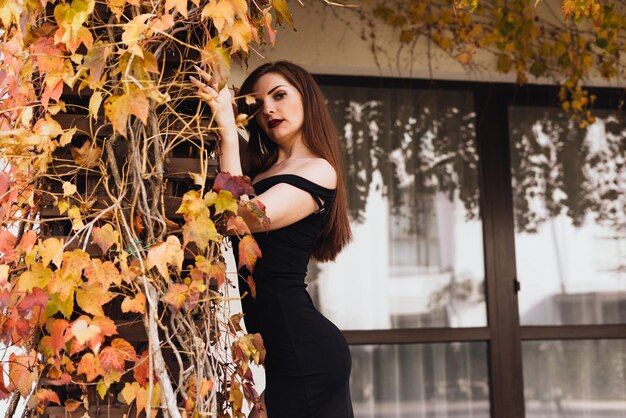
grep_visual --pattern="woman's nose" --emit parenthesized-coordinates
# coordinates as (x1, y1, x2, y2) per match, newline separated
(262, 101, 275, 115)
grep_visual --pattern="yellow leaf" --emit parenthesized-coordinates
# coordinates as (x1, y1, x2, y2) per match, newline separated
(120, 382, 140, 404)
(165, 0, 188, 18)
(189, 171, 205, 188)
(213, 190, 238, 214)
(68, 205, 84, 230)
(76, 283, 114, 316)
(121, 13, 153, 49)
(62, 181, 77, 197)
(18, 263, 53, 293)
(177, 190, 210, 218)
(183, 214, 219, 251)
(89, 91, 103, 120)
(227, 19, 253, 53)
(70, 317, 102, 346)
(39, 238, 64, 268)
(147, 236, 184, 279)
(272, 0, 294, 29)
(121, 291, 146, 314)
(201, 0, 235, 32)
(59, 127, 76, 147)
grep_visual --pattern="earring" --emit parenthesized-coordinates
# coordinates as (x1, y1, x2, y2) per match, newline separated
(258, 131, 267, 155)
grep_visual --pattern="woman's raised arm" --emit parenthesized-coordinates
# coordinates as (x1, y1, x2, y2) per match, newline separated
(190, 66, 243, 176)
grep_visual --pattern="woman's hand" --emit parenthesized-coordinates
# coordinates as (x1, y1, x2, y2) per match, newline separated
(190, 65, 237, 141)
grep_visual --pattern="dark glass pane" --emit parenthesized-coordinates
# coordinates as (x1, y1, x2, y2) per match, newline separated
(509, 107, 626, 325)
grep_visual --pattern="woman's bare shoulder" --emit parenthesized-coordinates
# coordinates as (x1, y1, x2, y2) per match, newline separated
(294, 158, 337, 189)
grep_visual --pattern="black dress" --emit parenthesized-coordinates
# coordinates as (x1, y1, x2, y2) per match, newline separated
(235, 174, 354, 418)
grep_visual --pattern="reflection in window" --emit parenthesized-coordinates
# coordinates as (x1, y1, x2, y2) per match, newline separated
(523, 339, 626, 418)
(306, 85, 486, 330)
(351, 342, 490, 418)
(509, 108, 626, 325)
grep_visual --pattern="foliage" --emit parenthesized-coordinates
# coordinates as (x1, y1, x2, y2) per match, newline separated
(0, 0, 287, 416)
(362, 0, 625, 126)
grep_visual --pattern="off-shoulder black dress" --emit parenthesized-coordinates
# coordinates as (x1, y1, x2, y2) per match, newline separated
(235, 174, 354, 418)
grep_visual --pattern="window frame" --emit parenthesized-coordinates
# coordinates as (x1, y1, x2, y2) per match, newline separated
(315, 74, 626, 418)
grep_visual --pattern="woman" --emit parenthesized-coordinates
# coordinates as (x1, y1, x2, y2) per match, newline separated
(191, 61, 354, 418)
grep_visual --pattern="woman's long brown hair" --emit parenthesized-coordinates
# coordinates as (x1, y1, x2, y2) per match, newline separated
(237, 61, 352, 262)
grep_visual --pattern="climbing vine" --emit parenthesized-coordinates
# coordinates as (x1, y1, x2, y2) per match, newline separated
(0, 0, 291, 416)
(362, 0, 624, 126)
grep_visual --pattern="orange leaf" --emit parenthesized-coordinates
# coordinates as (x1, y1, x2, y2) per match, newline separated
(91, 315, 118, 337)
(226, 215, 251, 236)
(64, 399, 82, 412)
(91, 224, 119, 253)
(17, 230, 37, 254)
(133, 350, 152, 386)
(84, 259, 122, 289)
(238, 235, 261, 272)
(99, 338, 137, 373)
(163, 283, 188, 311)
(77, 352, 103, 382)
(104, 88, 149, 138)
(246, 275, 256, 299)
(9, 351, 38, 397)
(0, 230, 16, 259)
(35, 388, 61, 414)
(121, 291, 146, 314)
(40, 318, 69, 357)
(147, 236, 184, 279)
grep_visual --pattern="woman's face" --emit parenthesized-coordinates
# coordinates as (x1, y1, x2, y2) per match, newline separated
(252, 72, 304, 146)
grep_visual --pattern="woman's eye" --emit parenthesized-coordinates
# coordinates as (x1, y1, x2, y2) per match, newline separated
(274, 92, 285, 99)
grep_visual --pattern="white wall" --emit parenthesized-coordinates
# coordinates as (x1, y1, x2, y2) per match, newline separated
(232, 1, 625, 87)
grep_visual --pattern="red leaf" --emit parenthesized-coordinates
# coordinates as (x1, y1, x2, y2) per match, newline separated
(212, 172, 255, 199)
(15, 287, 49, 316)
(47, 373, 72, 386)
(99, 338, 137, 373)
(0, 230, 16, 262)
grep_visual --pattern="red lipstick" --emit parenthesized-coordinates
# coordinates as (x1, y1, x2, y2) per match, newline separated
(268, 119, 283, 129)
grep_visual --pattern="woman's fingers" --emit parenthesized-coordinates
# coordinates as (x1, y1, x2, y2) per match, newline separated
(193, 65, 218, 88)
(190, 75, 218, 101)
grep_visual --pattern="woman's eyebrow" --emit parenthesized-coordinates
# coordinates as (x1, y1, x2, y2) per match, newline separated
(267, 85, 286, 95)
